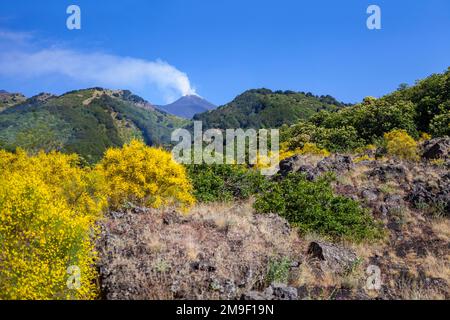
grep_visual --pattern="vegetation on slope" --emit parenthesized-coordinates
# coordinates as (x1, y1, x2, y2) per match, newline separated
(0, 91, 27, 112)
(254, 173, 383, 242)
(193, 88, 348, 129)
(281, 68, 450, 153)
(0, 89, 188, 163)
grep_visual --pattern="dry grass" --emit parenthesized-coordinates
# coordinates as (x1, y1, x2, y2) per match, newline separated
(431, 218, 450, 242)
(98, 201, 302, 300)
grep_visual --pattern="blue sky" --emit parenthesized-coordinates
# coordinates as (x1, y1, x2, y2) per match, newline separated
(0, 0, 449, 105)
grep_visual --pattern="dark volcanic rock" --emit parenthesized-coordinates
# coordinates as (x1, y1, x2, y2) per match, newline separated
(361, 189, 379, 202)
(407, 178, 450, 217)
(279, 154, 353, 179)
(307, 241, 358, 274)
(242, 283, 298, 300)
(317, 155, 354, 173)
(279, 155, 304, 177)
(368, 164, 408, 183)
(422, 137, 450, 160)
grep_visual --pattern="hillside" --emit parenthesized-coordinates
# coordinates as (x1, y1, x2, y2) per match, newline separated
(0, 88, 188, 162)
(0, 90, 27, 112)
(193, 89, 348, 129)
(383, 68, 450, 133)
(281, 68, 450, 153)
(159, 95, 216, 119)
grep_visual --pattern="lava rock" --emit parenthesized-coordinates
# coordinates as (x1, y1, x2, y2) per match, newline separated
(242, 283, 298, 300)
(368, 164, 408, 183)
(317, 155, 354, 174)
(422, 137, 450, 160)
(307, 241, 358, 274)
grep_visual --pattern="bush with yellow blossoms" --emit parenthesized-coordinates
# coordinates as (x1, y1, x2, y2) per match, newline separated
(96, 140, 195, 210)
(384, 129, 419, 161)
(256, 142, 330, 171)
(0, 140, 195, 300)
(0, 150, 106, 300)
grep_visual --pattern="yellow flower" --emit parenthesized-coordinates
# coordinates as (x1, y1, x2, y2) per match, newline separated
(384, 129, 419, 161)
(96, 140, 195, 211)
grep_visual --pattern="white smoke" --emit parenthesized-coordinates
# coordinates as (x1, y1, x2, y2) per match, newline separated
(0, 46, 196, 102)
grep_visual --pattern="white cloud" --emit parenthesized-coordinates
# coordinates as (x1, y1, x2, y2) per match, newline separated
(0, 29, 33, 43)
(0, 34, 196, 102)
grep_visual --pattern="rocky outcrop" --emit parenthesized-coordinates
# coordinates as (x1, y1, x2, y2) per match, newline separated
(307, 241, 358, 275)
(368, 163, 408, 183)
(317, 155, 354, 173)
(279, 154, 354, 179)
(242, 283, 298, 300)
(408, 174, 450, 216)
(422, 137, 450, 160)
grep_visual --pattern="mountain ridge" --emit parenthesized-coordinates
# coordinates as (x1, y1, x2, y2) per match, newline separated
(0, 91, 27, 112)
(158, 94, 216, 119)
(192, 88, 348, 130)
(0, 88, 188, 162)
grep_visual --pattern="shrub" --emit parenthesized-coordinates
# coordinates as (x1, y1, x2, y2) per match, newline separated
(354, 154, 375, 163)
(384, 129, 419, 161)
(0, 150, 105, 299)
(419, 132, 432, 142)
(254, 173, 382, 242)
(296, 142, 330, 157)
(281, 122, 364, 153)
(96, 140, 195, 210)
(256, 143, 329, 171)
(187, 163, 268, 203)
(266, 257, 292, 285)
(430, 112, 450, 137)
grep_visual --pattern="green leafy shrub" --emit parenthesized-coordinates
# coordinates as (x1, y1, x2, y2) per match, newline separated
(430, 112, 450, 137)
(266, 257, 292, 285)
(187, 164, 269, 203)
(254, 173, 382, 242)
(283, 122, 365, 152)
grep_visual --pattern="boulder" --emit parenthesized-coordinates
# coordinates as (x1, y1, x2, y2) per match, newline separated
(270, 283, 298, 300)
(279, 154, 353, 179)
(296, 165, 319, 181)
(241, 291, 269, 300)
(422, 137, 450, 160)
(380, 194, 404, 216)
(162, 210, 186, 225)
(307, 241, 358, 274)
(407, 179, 450, 216)
(361, 189, 379, 202)
(368, 164, 408, 183)
(317, 155, 354, 174)
(279, 155, 303, 177)
(241, 283, 298, 300)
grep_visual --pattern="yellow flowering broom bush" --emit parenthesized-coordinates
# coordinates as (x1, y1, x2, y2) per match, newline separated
(96, 140, 195, 210)
(0, 141, 195, 299)
(0, 150, 106, 300)
(384, 129, 419, 161)
(256, 142, 330, 170)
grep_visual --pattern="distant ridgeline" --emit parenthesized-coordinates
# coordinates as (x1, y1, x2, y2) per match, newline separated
(0, 88, 188, 163)
(192, 88, 349, 130)
(0, 90, 27, 112)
